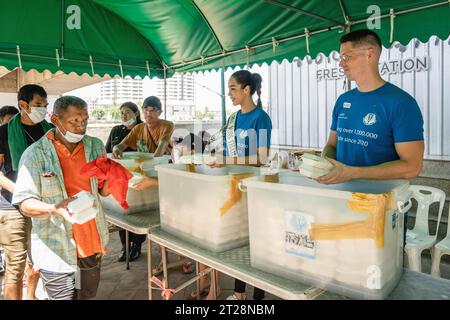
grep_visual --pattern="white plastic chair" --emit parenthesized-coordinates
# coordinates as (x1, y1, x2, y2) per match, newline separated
(404, 185, 446, 272)
(430, 205, 450, 277)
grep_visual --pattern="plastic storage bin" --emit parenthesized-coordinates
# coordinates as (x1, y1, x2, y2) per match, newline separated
(242, 172, 411, 299)
(100, 152, 170, 214)
(107, 152, 170, 175)
(156, 163, 266, 252)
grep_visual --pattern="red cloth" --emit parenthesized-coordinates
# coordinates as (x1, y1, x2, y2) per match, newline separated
(80, 157, 133, 210)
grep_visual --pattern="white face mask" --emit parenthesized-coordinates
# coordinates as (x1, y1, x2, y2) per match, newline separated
(26, 106, 47, 124)
(63, 130, 85, 144)
(56, 118, 85, 143)
(122, 117, 136, 127)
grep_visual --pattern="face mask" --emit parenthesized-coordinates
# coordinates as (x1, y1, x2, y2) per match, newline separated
(122, 117, 136, 127)
(26, 106, 47, 124)
(56, 118, 85, 143)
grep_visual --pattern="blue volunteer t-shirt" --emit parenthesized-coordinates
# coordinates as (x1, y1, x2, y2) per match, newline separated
(224, 107, 272, 157)
(330, 82, 424, 167)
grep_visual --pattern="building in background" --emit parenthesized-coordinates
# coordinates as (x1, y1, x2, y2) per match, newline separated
(157, 73, 195, 120)
(100, 77, 144, 106)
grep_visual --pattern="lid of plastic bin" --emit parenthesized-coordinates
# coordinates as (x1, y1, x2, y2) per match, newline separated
(179, 154, 216, 165)
(242, 172, 410, 199)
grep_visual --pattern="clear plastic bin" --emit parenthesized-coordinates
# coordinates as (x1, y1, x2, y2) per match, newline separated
(242, 172, 411, 299)
(100, 152, 170, 214)
(156, 164, 266, 252)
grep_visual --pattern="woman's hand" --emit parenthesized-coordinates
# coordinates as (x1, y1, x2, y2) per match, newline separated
(112, 145, 123, 159)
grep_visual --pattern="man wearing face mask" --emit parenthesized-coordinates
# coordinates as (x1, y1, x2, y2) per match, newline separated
(112, 96, 174, 159)
(0, 84, 52, 300)
(12, 96, 111, 300)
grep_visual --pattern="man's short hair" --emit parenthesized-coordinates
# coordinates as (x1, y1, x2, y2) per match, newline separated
(0, 106, 19, 119)
(17, 84, 47, 103)
(339, 29, 382, 50)
(143, 96, 162, 111)
(53, 96, 87, 115)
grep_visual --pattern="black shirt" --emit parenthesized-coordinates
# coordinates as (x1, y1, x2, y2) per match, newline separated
(105, 124, 135, 153)
(0, 122, 45, 209)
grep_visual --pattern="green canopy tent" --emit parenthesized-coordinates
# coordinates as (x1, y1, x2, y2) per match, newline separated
(1, 0, 449, 78)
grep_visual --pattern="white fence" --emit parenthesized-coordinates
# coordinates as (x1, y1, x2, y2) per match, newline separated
(268, 35, 450, 157)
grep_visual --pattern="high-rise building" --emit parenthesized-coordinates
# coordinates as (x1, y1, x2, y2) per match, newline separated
(156, 74, 195, 120)
(156, 73, 195, 102)
(100, 77, 143, 105)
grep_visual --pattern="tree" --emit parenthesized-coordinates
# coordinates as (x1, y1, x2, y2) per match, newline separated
(108, 108, 121, 121)
(92, 108, 106, 120)
(194, 106, 216, 120)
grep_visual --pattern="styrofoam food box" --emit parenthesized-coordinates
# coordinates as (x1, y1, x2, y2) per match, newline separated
(101, 152, 170, 214)
(156, 163, 264, 252)
(298, 163, 330, 179)
(67, 190, 98, 224)
(298, 154, 333, 179)
(242, 172, 410, 299)
(301, 153, 333, 170)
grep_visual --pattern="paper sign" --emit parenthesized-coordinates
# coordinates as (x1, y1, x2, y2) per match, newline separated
(284, 211, 315, 259)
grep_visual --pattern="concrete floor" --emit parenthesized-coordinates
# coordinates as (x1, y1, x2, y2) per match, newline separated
(1, 230, 450, 300)
(0, 232, 273, 300)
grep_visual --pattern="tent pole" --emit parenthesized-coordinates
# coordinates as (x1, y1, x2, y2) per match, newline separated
(220, 68, 226, 127)
(265, 0, 344, 27)
(163, 67, 167, 120)
(168, 1, 449, 70)
(61, 0, 65, 59)
(350, 1, 449, 25)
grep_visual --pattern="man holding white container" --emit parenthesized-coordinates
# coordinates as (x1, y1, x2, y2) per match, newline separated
(320, 29, 424, 185)
(12, 96, 111, 300)
(319, 29, 424, 249)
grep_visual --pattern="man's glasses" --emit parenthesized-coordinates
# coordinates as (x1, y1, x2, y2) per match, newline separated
(339, 47, 371, 62)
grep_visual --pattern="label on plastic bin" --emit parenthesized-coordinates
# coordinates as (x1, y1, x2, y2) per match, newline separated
(284, 211, 315, 259)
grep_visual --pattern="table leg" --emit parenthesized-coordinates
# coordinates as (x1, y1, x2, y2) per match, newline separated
(126, 230, 130, 270)
(147, 236, 152, 300)
(162, 245, 168, 289)
(196, 261, 200, 300)
(211, 269, 217, 300)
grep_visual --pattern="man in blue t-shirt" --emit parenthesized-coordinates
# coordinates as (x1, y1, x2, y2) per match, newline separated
(319, 29, 424, 185)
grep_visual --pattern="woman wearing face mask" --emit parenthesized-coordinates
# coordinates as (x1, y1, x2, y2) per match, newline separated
(105, 102, 142, 154)
(105, 102, 149, 262)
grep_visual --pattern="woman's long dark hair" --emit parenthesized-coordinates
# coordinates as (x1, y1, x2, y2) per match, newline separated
(231, 70, 263, 107)
(120, 101, 142, 124)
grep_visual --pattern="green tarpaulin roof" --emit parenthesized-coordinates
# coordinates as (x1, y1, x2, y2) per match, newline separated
(1, 0, 449, 78)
